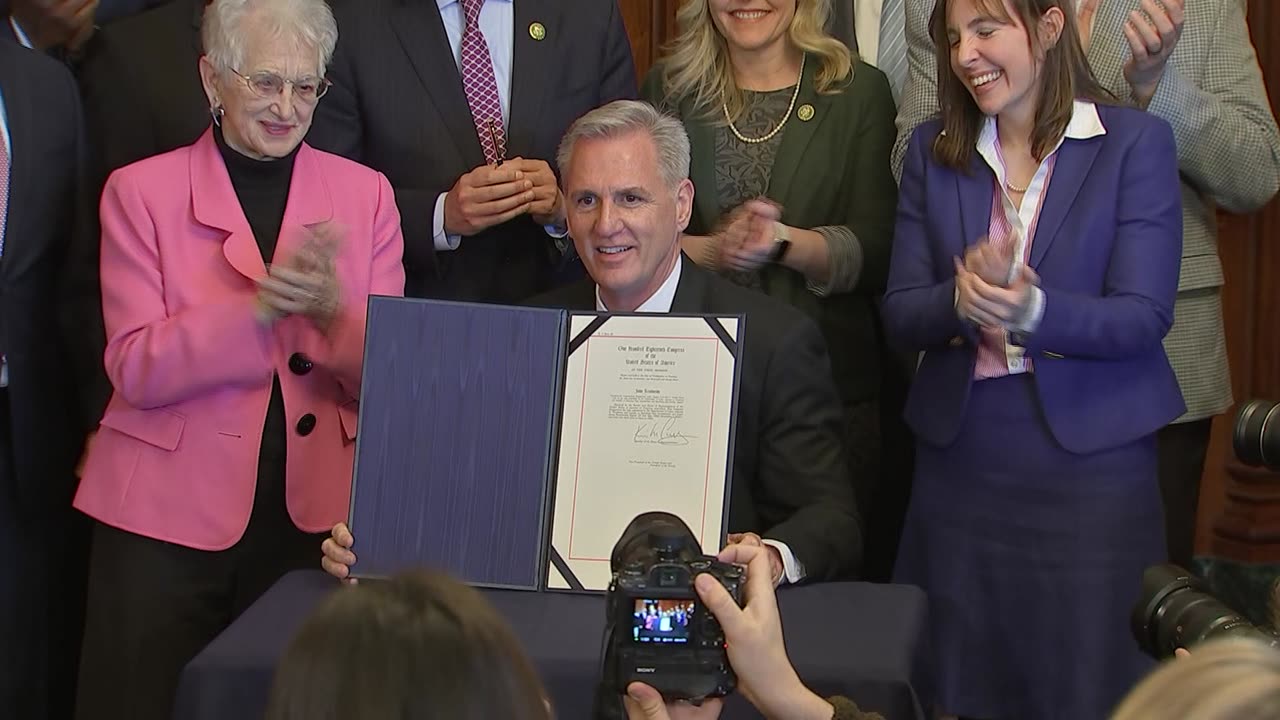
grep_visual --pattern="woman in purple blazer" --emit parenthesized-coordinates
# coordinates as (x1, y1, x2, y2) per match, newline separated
(883, 0, 1184, 717)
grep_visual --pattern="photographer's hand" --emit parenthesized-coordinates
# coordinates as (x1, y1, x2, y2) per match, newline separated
(698, 545, 835, 720)
(623, 683, 723, 720)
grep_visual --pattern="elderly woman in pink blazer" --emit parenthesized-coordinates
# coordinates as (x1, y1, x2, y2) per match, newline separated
(71, 1, 405, 718)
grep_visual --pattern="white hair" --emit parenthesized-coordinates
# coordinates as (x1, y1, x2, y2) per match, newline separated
(556, 100, 691, 190)
(203, 0, 338, 74)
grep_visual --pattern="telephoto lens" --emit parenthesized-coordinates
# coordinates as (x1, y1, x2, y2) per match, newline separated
(1234, 399, 1279, 471)
(1131, 564, 1279, 659)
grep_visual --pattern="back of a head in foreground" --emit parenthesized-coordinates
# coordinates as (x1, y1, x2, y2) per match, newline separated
(264, 570, 552, 720)
(1111, 638, 1280, 720)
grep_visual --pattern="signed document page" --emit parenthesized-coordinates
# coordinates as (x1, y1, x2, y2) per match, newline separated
(548, 314, 739, 591)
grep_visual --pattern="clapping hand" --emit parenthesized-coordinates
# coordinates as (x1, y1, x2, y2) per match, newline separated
(1123, 0, 1185, 107)
(962, 237, 1015, 287)
(955, 259, 1039, 329)
(717, 199, 783, 273)
(256, 223, 342, 330)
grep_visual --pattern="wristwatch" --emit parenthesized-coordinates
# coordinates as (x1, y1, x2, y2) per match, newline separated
(769, 221, 791, 263)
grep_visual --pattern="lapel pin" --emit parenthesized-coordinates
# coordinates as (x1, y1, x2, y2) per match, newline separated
(797, 104, 815, 121)
(529, 22, 547, 41)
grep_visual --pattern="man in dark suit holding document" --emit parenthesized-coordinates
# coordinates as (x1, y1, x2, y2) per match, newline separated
(322, 100, 862, 584)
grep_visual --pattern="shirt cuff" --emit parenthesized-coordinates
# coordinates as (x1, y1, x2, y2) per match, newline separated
(1009, 286, 1045, 335)
(433, 193, 462, 251)
(760, 539, 806, 585)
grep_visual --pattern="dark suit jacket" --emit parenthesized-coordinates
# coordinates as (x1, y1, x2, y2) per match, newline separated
(641, 57, 898, 406)
(77, 0, 208, 180)
(884, 106, 1186, 454)
(530, 259, 862, 581)
(0, 40, 105, 512)
(308, 0, 637, 303)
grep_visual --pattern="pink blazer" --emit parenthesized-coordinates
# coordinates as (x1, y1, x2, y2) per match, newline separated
(75, 129, 406, 551)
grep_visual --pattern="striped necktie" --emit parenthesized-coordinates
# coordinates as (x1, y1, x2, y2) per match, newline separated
(877, 0, 907, 105)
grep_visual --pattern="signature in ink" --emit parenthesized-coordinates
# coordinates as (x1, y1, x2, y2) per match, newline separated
(633, 418, 697, 446)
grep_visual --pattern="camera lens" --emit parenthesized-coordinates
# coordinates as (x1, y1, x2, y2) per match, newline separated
(1233, 399, 1280, 471)
(1132, 564, 1276, 659)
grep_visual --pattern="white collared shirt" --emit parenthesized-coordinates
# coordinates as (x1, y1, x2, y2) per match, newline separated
(594, 253, 805, 585)
(594, 254, 683, 313)
(854, 0, 884, 66)
(973, 100, 1107, 373)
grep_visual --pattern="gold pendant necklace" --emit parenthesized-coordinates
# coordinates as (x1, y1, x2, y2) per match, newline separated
(723, 54, 806, 145)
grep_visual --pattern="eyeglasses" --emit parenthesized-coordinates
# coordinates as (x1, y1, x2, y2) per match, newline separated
(230, 68, 332, 102)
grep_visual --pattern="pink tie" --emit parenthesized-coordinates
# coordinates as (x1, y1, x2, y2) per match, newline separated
(0, 132, 8, 258)
(459, 0, 506, 165)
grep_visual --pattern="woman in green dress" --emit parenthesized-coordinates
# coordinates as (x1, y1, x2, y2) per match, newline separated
(642, 0, 901, 579)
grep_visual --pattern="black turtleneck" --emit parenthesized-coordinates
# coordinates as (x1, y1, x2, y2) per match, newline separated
(215, 124, 298, 521)
(214, 124, 299, 264)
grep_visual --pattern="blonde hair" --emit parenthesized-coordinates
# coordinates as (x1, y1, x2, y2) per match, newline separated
(1110, 638, 1280, 720)
(657, 0, 853, 122)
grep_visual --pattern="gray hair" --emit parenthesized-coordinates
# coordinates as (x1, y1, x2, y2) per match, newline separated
(556, 100, 691, 190)
(203, 0, 338, 75)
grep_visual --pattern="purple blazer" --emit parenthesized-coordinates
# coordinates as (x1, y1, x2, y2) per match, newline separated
(884, 104, 1186, 454)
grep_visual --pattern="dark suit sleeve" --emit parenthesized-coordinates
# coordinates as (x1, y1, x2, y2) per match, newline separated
(842, 69, 898, 294)
(54, 65, 110, 432)
(597, 0, 638, 102)
(881, 127, 974, 352)
(757, 319, 862, 581)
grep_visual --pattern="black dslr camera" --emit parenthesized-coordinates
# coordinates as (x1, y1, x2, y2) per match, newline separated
(602, 512, 744, 703)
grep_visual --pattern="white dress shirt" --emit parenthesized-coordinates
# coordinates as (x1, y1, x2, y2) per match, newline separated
(594, 254, 806, 584)
(854, 0, 884, 66)
(972, 100, 1106, 373)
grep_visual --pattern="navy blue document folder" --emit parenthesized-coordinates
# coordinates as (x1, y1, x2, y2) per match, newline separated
(348, 297, 567, 589)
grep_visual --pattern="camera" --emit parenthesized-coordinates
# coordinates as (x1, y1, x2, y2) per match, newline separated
(601, 512, 744, 703)
(1131, 564, 1280, 659)
(1234, 398, 1279, 472)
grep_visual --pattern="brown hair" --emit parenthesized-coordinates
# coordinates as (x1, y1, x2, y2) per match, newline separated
(264, 570, 551, 720)
(931, 0, 1113, 170)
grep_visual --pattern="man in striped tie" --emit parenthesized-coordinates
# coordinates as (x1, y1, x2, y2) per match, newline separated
(309, 0, 637, 303)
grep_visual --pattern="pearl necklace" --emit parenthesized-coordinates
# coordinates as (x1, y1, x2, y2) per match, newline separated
(1005, 178, 1029, 194)
(723, 55, 805, 145)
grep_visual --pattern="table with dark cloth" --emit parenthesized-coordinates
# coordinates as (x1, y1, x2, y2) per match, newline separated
(174, 570, 932, 719)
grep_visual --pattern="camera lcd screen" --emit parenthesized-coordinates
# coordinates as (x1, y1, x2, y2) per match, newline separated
(632, 599, 694, 644)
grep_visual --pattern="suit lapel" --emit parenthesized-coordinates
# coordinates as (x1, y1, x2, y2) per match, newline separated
(686, 113, 720, 233)
(1029, 135, 1102, 267)
(508, 0, 560, 159)
(0, 51, 34, 276)
(765, 56, 826, 208)
(188, 129, 264, 280)
(670, 255, 710, 313)
(390, 0, 486, 170)
(956, 153, 993, 256)
(274, 144, 335, 263)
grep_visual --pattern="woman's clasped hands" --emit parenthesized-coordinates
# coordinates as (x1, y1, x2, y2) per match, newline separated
(953, 235, 1039, 330)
